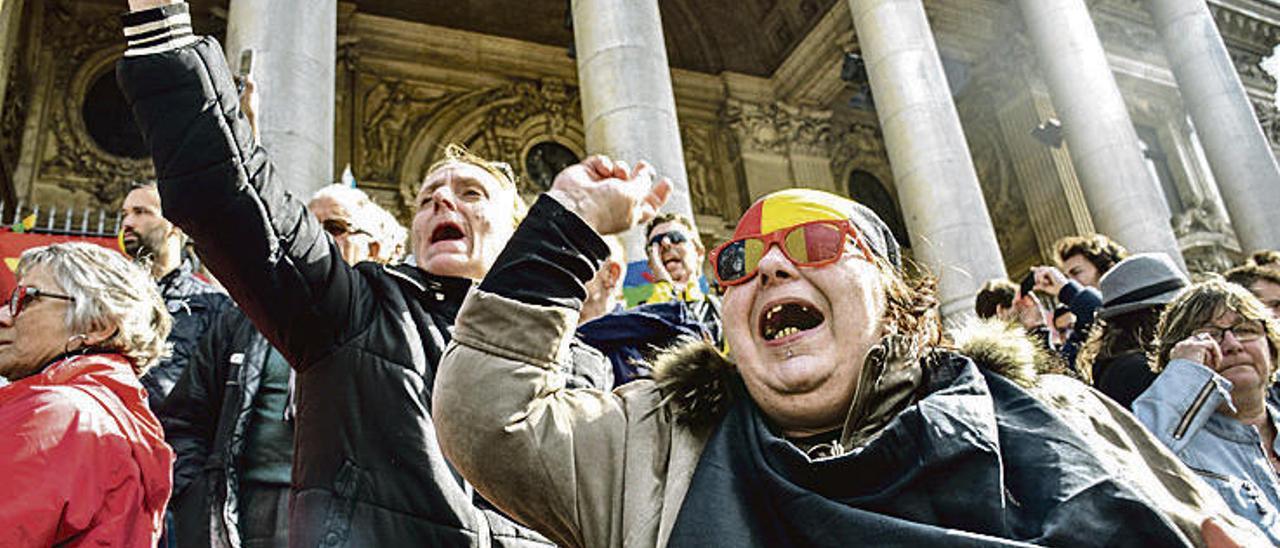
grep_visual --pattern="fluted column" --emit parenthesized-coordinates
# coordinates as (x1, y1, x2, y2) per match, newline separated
(1018, 0, 1185, 267)
(1146, 0, 1280, 252)
(225, 0, 336, 198)
(571, 0, 692, 261)
(847, 0, 1007, 320)
(0, 0, 23, 116)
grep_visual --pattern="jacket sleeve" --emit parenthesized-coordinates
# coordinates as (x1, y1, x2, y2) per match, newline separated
(116, 6, 366, 370)
(0, 392, 142, 546)
(1131, 358, 1233, 454)
(159, 306, 237, 500)
(1059, 281, 1102, 368)
(435, 196, 673, 548)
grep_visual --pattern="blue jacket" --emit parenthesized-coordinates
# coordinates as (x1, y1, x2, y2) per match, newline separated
(576, 301, 708, 385)
(1133, 358, 1280, 543)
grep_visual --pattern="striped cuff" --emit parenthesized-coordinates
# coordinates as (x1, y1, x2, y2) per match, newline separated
(121, 3, 197, 57)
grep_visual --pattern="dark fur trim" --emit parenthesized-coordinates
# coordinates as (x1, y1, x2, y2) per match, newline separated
(651, 339, 736, 426)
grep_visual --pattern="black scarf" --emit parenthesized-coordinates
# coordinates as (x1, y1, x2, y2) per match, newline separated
(666, 353, 1189, 547)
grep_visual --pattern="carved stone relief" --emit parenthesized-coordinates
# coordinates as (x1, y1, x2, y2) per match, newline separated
(829, 118, 891, 191)
(681, 123, 725, 218)
(379, 76, 587, 218)
(724, 98, 832, 157)
(33, 4, 151, 206)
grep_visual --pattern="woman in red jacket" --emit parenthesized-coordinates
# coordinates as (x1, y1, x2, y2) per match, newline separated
(0, 242, 174, 547)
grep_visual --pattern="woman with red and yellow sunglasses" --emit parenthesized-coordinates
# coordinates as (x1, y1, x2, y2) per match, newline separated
(434, 160, 1264, 547)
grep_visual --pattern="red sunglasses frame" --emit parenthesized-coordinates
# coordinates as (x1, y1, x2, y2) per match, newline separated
(708, 219, 874, 287)
(6, 285, 75, 318)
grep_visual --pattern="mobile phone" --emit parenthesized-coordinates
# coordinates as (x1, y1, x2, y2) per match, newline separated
(238, 48, 255, 78)
(1019, 271, 1036, 297)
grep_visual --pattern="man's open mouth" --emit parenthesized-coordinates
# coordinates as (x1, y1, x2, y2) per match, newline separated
(759, 301, 825, 341)
(430, 222, 465, 244)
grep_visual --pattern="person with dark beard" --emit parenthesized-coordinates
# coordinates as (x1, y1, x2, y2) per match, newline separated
(120, 182, 231, 412)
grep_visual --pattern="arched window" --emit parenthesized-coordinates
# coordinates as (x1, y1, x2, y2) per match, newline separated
(524, 141, 579, 191)
(847, 170, 910, 248)
(81, 70, 147, 159)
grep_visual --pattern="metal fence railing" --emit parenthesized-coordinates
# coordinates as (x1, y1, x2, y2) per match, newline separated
(1, 201, 122, 238)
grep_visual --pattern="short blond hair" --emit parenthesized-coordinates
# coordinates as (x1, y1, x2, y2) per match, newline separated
(427, 143, 528, 225)
(17, 242, 171, 375)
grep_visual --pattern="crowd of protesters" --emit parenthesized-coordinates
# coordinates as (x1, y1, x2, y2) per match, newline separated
(7, 0, 1280, 546)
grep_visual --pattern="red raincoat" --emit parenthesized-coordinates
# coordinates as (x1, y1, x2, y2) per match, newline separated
(0, 353, 173, 547)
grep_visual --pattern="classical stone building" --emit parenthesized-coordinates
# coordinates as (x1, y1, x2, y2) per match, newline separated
(2, 0, 1279, 317)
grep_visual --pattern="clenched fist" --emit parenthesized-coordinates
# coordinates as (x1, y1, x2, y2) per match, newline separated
(548, 155, 672, 236)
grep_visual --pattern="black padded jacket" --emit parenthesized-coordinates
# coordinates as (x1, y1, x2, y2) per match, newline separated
(118, 8, 557, 545)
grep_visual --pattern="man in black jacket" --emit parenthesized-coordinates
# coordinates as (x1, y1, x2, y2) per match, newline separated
(121, 181, 232, 411)
(161, 184, 409, 548)
(118, 1, 581, 544)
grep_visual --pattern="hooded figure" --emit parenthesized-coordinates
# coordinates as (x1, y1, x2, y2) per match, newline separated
(435, 181, 1265, 547)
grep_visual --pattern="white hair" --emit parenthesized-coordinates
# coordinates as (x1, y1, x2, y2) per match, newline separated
(309, 184, 407, 263)
(16, 242, 171, 375)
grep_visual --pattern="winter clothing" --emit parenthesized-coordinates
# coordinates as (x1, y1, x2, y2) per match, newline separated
(1093, 350, 1158, 409)
(641, 281, 723, 349)
(577, 300, 706, 384)
(161, 307, 284, 547)
(118, 11, 556, 546)
(1133, 358, 1280, 543)
(434, 195, 1266, 547)
(0, 353, 173, 547)
(1058, 280, 1103, 369)
(143, 260, 232, 411)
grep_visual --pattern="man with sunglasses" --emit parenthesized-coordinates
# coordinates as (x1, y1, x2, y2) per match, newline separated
(643, 213, 723, 347)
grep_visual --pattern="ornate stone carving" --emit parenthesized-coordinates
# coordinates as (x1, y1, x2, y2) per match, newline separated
(724, 98, 832, 157)
(1, 65, 26, 174)
(1251, 98, 1280, 149)
(1229, 48, 1275, 92)
(829, 119, 889, 186)
(724, 99, 789, 155)
(1173, 196, 1240, 277)
(37, 4, 152, 205)
(681, 124, 724, 217)
(381, 76, 586, 214)
(360, 80, 449, 182)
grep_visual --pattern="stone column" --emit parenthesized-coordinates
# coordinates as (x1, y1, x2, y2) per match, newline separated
(571, 0, 692, 260)
(225, 0, 336, 198)
(0, 0, 24, 114)
(1018, 0, 1185, 267)
(847, 0, 1007, 320)
(1145, 0, 1280, 253)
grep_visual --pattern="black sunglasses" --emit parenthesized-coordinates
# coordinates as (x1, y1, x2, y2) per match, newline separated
(648, 230, 689, 248)
(7, 285, 75, 318)
(322, 218, 371, 238)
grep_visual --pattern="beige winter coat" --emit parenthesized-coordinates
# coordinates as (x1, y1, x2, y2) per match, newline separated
(434, 290, 1266, 548)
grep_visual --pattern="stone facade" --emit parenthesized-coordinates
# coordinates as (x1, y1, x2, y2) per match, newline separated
(4, 0, 1280, 312)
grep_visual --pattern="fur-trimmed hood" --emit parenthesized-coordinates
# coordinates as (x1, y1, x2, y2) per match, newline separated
(652, 318, 1061, 429)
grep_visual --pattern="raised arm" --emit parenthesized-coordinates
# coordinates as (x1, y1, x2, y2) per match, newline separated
(434, 160, 674, 547)
(116, 2, 365, 369)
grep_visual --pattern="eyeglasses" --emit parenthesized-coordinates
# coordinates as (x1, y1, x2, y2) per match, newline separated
(1193, 321, 1266, 344)
(321, 218, 371, 238)
(648, 230, 690, 248)
(709, 219, 873, 287)
(7, 285, 75, 318)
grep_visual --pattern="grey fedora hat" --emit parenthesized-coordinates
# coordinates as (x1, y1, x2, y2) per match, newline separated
(1097, 252, 1189, 320)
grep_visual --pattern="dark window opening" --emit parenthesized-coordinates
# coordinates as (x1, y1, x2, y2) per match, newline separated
(82, 70, 147, 159)
(524, 141, 579, 191)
